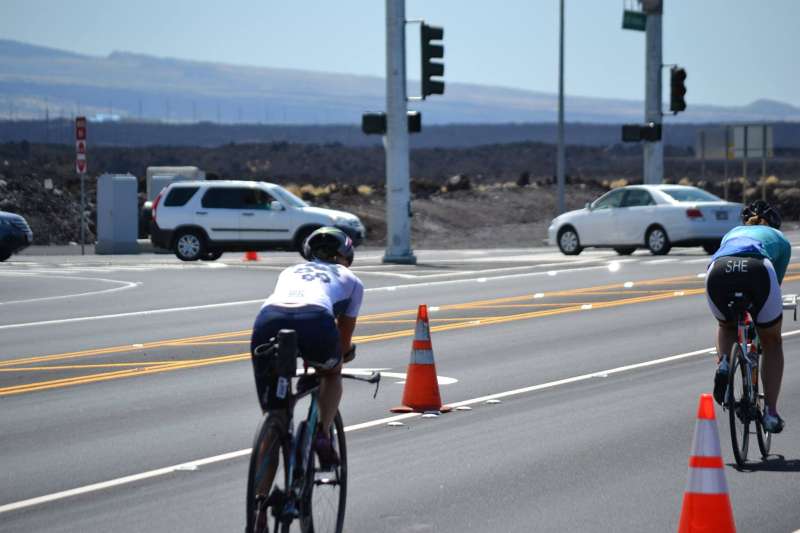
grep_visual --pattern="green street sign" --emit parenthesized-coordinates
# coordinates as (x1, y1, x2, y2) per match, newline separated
(622, 10, 647, 31)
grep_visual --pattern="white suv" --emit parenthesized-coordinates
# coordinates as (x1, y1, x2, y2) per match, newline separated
(150, 180, 366, 261)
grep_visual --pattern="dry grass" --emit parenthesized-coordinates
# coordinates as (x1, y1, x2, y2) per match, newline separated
(357, 185, 374, 196)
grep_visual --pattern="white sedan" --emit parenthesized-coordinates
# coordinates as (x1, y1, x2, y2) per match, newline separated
(547, 185, 742, 255)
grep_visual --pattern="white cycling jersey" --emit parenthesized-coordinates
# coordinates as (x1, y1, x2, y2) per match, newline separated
(262, 260, 364, 318)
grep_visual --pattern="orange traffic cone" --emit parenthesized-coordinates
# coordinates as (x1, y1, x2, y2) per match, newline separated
(390, 305, 451, 414)
(244, 251, 260, 261)
(678, 393, 736, 533)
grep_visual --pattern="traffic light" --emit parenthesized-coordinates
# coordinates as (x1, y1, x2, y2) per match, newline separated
(361, 113, 386, 135)
(670, 66, 687, 113)
(361, 112, 423, 135)
(421, 23, 444, 98)
(621, 123, 661, 142)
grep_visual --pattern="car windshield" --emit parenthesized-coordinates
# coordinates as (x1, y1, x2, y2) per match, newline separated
(270, 185, 308, 208)
(661, 187, 721, 202)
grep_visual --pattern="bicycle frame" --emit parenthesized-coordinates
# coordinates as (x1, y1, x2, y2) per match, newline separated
(283, 375, 323, 519)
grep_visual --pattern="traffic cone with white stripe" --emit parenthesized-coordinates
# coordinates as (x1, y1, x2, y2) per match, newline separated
(390, 305, 451, 414)
(678, 393, 736, 533)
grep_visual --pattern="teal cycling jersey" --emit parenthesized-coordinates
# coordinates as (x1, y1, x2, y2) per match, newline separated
(711, 225, 791, 283)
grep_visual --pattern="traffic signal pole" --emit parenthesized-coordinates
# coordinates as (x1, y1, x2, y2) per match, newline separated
(382, 0, 416, 264)
(643, 0, 663, 185)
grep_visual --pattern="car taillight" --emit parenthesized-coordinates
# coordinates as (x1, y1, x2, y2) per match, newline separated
(152, 191, 164, 222)
(686, 208, 703, 219)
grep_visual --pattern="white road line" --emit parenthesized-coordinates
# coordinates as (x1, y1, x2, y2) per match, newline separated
(0, 299, 265, 330)
(644, 258, 678, 264)
(0, 262, 624, 330)
(7, 330, 800, 514)
(356, 261, 603, 280)
(0, 274, 139, 305)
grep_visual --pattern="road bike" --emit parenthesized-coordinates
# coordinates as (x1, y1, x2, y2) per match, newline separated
(245, 329, 380, 533)
(723, 292, 796, 466)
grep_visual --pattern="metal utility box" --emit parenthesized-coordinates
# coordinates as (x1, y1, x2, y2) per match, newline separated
(95, 173, 139, 254)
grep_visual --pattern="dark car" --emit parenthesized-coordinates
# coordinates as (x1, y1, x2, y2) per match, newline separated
(0, 210, 33, 261)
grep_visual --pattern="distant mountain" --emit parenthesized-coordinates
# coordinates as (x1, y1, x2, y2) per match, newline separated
(1, 39, 800, 125)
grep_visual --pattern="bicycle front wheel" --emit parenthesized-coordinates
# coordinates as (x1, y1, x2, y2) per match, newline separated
(300, 411, 347, 533)
(246, 413, 290, 533)
(727, 343, 751, 466)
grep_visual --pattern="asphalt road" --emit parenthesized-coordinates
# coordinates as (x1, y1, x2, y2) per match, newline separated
(2, 240, 800, 532)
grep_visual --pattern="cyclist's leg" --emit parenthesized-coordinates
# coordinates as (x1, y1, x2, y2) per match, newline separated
(754, 257, 785, 414)
(291, 310, 343, 466)
(716, 320, 737, 364)
(705, 257, 743, 404)
(705, 258, 738, 363)
(250, 306, 293, 411)
(317, 363, 343, 434)
(292, 309, 342, 434)
(758, 319, 784, 411)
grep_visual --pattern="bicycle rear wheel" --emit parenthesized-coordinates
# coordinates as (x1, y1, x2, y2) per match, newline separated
(246, 413, 290, 533)
(727, 343, 751, 466)
(300, 411, 347, 533)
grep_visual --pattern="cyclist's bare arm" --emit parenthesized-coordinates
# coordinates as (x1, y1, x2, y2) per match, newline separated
(337, 315, 357, 360)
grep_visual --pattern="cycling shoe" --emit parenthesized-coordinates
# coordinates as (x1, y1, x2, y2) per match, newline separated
(713, 359, 729, 405)
(762, 410, 785, 434)
(314, 430, 340, 469)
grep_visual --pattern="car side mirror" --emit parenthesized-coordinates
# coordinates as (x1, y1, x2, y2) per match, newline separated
(585, 202, 592, 210)
(269, 200, 285, 211)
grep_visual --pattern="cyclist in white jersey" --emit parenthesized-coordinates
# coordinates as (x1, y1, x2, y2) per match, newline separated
(250, 227, 364, 465)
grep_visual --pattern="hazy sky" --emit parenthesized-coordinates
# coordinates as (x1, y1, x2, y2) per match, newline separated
(2, 0, 798, 107)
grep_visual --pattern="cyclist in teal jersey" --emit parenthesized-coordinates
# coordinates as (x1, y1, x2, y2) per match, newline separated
(705, 200, 791, 433)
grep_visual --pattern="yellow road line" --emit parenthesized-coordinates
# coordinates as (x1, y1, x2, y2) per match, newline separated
(0, 329, 252, 368)
(0, 354, 249, 396)
(161, 341, 250, 347)
(0, 362, 180, 371)
(462, 301, 640, 309)
(0, 285, 708, 397)
(0, 271, 739, 396)
(0, 272, 710, 369)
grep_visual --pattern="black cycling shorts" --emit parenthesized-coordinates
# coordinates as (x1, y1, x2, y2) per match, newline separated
(250, 305, 341, 409)
(705, 255, 782, 327)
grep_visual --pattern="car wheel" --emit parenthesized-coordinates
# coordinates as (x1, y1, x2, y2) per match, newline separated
(613, 247, 636, 256)
(201, 250, 223, 261)
(174, 230, 206, 261)
(646, 226, 671, 255)
(557, 227, 583, 255)
(0, 249, 11, 262)
(702, 241, 720, 255)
